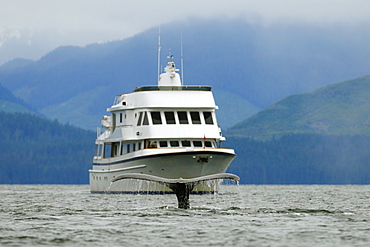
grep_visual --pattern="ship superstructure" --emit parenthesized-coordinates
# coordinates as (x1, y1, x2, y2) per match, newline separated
(89, 58, 236, 193)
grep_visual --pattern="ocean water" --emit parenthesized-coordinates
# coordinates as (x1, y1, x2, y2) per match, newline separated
(0, 184, 369, 247)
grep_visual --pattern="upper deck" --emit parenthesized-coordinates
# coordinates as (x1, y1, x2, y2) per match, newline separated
(110, 85, 216, 111)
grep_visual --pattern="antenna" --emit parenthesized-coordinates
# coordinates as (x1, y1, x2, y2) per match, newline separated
(157, 25, 161, 81)
(180, 31, 184, 85)
(167, 49, 173, 61)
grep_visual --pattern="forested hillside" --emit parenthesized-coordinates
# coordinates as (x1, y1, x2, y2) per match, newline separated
(225, 134, 370, 184)
(0, 111, 95, 184)
(228, 75, 370, 139)
(0, 83, 35, 114)
(1, 110, 368, 184)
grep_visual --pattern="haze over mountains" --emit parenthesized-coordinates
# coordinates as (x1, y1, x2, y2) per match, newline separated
(1, 19, 370, 130)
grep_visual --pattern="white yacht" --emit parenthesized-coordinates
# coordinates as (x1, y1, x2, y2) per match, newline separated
(89, 57, 236, 193)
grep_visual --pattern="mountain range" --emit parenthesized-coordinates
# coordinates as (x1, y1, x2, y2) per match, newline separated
(1, 18, 370, 184)
(1, 19, 370, 130)
(0, 83, 35, 114)
(227, 75, 370, 139)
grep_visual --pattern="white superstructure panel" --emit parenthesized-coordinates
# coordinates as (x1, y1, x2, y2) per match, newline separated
(109, 90, 217, 111)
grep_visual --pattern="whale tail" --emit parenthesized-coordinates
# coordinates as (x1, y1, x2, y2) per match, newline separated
(111, 173, 240, 209)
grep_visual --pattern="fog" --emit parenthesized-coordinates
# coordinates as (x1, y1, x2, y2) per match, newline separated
(1, 0, 370, 64)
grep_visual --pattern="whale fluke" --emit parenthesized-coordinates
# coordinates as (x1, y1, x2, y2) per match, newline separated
(111, 173, 240, 209)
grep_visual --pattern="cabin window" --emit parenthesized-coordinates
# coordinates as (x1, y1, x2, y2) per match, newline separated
(104, 144, 112, 158)
(205, 141, 213, 147)
(170, 141, 180, 147)
(148, 141, 157, 148)
(138, 142, 142, 150)
(126, 144, 131, 153)
(120, 113, 123, 123)
(193, 141, 202, 147)
(112, 114, 116, 128)
(142, 112, 149, 125)
(203, 112, 214, 125)
(137, 112, 143, 126)
(181, 140, 191, 147)
(178, 111, 189, 124)
(164, 112, 176, 124)
(121, 142, 124, 154)
(99, 144, 104, 156)
(133, 143, 136, 152)
(113, 142, 120, 156)
(151, 112, 162, 125)
(159, 141, 168, 147)
(95, 144, 104, 157)
(190, 112, 201, 124)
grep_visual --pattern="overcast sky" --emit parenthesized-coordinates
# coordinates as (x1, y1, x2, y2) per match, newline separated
(1, 0, 370, 64)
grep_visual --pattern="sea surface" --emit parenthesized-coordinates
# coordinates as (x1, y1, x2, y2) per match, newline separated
(0, 184, 369, 246)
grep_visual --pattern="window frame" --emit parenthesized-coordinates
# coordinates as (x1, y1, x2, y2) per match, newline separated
(170, 140, 180, 147)
(177, 111, 189, 124)
(193, 141, 202, 147)
(190, 111, 201, 124)
(203, 111, 214, 125)
(164, 111, 176, 124)
(150, 111, 162, 125)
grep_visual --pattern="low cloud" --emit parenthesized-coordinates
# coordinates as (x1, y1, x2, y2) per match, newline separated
(1, 0, 370, 64)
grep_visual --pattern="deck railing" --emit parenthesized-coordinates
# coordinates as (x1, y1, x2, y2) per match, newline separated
(134, 85, 212, 92)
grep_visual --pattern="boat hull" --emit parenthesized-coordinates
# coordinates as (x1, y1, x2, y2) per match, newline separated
(89, 148, 236, 193)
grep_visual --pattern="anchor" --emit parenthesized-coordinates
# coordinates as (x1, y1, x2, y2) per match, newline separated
(111, 173, 240, 209)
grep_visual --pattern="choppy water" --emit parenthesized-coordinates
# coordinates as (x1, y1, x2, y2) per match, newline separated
(1, 184, 369, 246)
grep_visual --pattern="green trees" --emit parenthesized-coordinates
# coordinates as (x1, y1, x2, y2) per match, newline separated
(1, 111, 369, 184)
(0, 112, 95, 184)
(226, 134, 370, 184)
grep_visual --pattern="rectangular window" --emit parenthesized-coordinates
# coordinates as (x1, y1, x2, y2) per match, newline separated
(137, 112, 143, 126)
(133, 143, 136, 151)
(113, 142, 120, 156)
(112, 114, 116, 128)
(193, 141, 202, 147)
(95, 144, 101, 156)
(165, 112, 176, 124)
(159, 141, 168, 147)
(104, 144, 112, 158)
(143, 112, 149, 125)
(177, 111, 189, 124)
(190, 112, 201, 124)
(126, 144, 131, 153)
(138, 142, 142, 150)
(205, 141, 213, 147)
(203, 112, 214, 125)
(151, 112, 162, 124)
(170, 141, 180, 147)
(98, 144, 103, 157)
(120, 113, 123, 123)
(181, 140, 191, 147)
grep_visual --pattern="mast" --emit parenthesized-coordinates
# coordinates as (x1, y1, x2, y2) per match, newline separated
(180, 31, 184, 85)
(157, 25, 161, 82)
